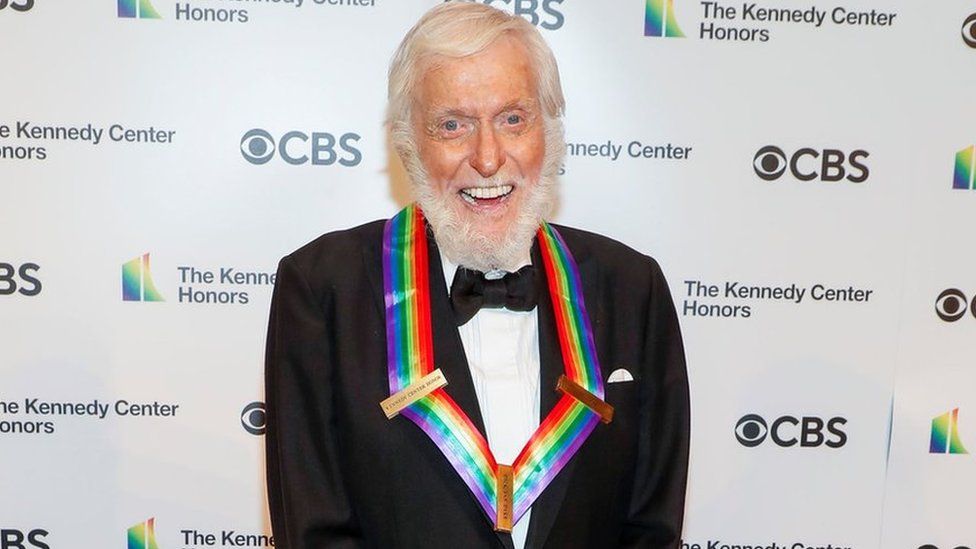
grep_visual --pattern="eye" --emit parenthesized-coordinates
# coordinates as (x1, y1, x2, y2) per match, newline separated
(241, 401, 267, 435)
(506, 114, 522, 125)
(753, 145, 787, 181)
(443, 120, 459, 132)
(735, 414, 768, 447)
(935, 289, 968, 322)
(963, 13, 976, 47)
(240, 129, 275, 165)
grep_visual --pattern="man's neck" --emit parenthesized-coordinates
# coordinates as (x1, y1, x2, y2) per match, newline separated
(440, 251, 532, 291)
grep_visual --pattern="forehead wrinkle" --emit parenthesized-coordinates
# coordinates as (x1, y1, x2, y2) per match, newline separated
(412, 35, 541, 125)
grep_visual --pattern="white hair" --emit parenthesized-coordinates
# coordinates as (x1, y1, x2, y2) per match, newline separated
(387, 2, 565, 143)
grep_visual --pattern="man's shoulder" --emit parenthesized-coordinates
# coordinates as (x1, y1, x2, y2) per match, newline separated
(549, 223, 675, 309)
(549, 223, 664, 279)
(279, 218, 387, 280)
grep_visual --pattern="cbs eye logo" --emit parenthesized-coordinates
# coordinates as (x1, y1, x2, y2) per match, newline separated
(753, 145, 869, 183)
(735, 414, 769, 447)
(935, 288, 976, 322)
(240, 401, 266, 436)
(735, 413, 847, 448)
(963, 13, 976, 48)
(919, 545, 971, 549)
(240, 128, 362, 167)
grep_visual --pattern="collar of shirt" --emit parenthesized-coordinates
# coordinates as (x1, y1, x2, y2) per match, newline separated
(439, 252, 533, 293)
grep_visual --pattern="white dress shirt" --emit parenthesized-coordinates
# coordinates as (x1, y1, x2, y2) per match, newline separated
(441, 253, 541, 549)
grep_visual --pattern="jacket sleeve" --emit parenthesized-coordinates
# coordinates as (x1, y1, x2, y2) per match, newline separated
(619, 260, 691, 548)
(265, 255, 365, 549)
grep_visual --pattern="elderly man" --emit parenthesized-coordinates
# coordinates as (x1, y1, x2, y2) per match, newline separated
(264, 3, 690, 548)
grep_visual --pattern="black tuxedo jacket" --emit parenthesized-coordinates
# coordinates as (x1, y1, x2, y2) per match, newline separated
(264, 219, 690, 549)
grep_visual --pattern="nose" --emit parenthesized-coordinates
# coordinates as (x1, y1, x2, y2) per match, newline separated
(469, 124, 506, 178)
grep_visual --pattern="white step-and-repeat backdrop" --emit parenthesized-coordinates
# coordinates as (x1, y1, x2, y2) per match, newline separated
(1, 1, 974, 548)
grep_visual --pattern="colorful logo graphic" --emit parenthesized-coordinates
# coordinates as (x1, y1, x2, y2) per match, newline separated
(118, 0, 161, 19)
(122, 253, 164, 302)
(930, 408, 968, 455)
(128, 518, 160, 549)
(954, 145, 975, 190)
(644, 0, 684, 38)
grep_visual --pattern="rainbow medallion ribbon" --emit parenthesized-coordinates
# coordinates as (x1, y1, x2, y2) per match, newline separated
(382, 204, 608, 529)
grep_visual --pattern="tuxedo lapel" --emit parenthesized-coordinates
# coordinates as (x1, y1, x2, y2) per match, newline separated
(525, 232, 601, 549)
(363, 219, 488, 440)
(425, 229, 489, 439)
(368, 220, 512, 545)
(363, 217, 488, 440)
(362, 228, 387, 321)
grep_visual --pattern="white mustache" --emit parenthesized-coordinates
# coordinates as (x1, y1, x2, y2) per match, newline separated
(456, 176, 522, 190)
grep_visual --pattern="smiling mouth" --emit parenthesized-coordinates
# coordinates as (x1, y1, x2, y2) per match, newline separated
(459, 184, 514, 205)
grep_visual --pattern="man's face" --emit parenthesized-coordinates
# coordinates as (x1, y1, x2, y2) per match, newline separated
(412, 34, 546, 242)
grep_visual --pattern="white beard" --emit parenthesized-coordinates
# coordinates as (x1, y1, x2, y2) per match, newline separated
(415, 173, 556, 272)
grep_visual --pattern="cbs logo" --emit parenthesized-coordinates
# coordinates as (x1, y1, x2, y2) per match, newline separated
(0, 529, 49, 549)
(452, 0, 565, 30)
(240, 129, 362, 167)
(963, 13, 976, 48)
(241, 401, 266, 436)
(753, 145, 869, 183)
(919, 546, 971, 549)
(0, 263, 41, 297)
(0, 0, 34, 12)
(735, 413, 847, 448)
(935, 289, 976, 322)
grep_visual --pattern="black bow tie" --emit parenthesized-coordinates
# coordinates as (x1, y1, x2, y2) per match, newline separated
(449, 265, 538, 325)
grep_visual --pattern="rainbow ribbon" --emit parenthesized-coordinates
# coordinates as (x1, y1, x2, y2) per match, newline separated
(382, 204, 605, 526)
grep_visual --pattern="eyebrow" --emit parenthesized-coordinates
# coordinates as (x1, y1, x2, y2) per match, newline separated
(427, 108, 475, 120)
(496, 100, 536, 113)
(425, 99, 538, 120)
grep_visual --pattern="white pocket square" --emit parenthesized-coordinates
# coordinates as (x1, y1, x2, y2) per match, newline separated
(607, 368, 634, 383)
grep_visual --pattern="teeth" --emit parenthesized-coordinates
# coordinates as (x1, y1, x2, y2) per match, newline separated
(461, 185, 513, 201)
